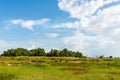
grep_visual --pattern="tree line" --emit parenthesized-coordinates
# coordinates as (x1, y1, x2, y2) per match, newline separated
(0, 48, 85, 58)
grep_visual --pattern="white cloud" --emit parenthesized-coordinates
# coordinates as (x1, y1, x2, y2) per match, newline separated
(57, 0, 120, 56)
(63, 32, 91, 50)
(58, 0, 119, 19)
(103, 0, 119, 4)
(10, 18, 50, 30)
(53, 21, 80, 28)
(11, 19, 23, 24)
(58, 0, 101, 18)
(46, 33, 59, 38)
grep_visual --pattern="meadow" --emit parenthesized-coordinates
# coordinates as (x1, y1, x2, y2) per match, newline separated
(0, 57, 120, 80)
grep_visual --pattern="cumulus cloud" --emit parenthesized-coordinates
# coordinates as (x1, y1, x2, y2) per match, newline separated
(46, 33, 59, 38)
(10, 18, 50, 30)
(53, 21, 80, 29)
(57, 0, 120, 56)
(58, 0, 120, 19)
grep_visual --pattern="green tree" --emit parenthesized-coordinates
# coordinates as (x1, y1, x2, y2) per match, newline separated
(62, 48, 69, 56)
(14, 48, 29, 56)
(30, 49, 37, 56)
(36, 48, 45, 56)
(53, 49, 59, 56)
(47, 49, 59, 56)
(1, 49, 16, 56)
(30, 48, 45, 56)
(99, 55, 104, 58)
(109, 56, 113, 58)
(1, 47, 85, 58)
(75, 51, 83, 58)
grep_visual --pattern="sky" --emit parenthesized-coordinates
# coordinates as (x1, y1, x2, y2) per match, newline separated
(0, 0, 120, 57)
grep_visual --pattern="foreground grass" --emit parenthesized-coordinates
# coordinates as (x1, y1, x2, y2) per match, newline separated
(0, 57, 120, 80)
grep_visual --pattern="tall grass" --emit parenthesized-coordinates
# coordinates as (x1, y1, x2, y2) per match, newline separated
(0, 57, 120, 80)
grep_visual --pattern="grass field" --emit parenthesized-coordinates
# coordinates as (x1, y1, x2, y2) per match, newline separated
(0, 57, 120, 80)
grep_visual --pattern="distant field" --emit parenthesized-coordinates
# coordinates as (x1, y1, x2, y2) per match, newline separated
(0, 57, 120, 80)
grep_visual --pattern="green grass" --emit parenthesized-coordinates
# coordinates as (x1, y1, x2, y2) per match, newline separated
(0, 57, 120, 80)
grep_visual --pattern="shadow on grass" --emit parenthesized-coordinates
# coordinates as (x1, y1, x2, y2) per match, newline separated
(60, 67, 88, 75)
(0, 73, 17, 80)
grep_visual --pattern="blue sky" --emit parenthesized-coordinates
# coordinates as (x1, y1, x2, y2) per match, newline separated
(0, 0, 67, 20)
(0, 0, 120, 57)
